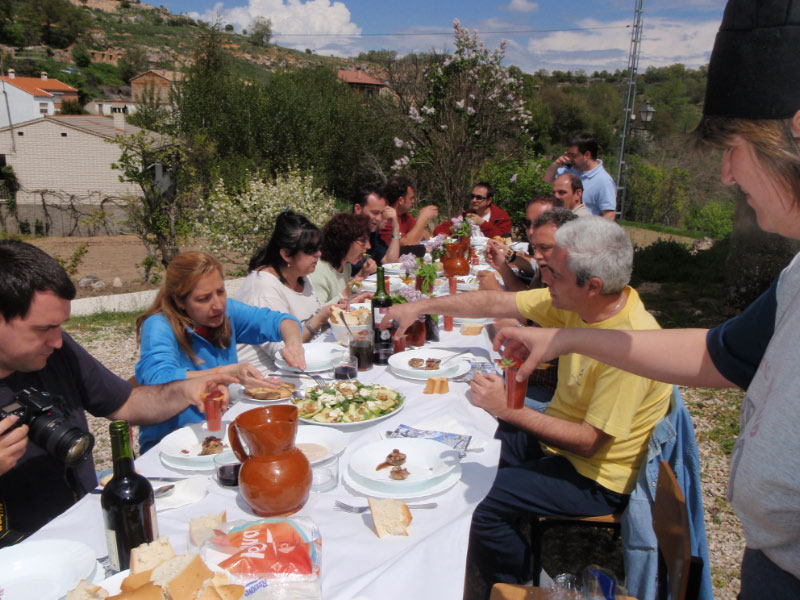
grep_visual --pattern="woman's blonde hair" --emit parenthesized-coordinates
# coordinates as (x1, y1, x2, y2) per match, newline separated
(693, 115, 800, 204)
(136, 251, 232, 365)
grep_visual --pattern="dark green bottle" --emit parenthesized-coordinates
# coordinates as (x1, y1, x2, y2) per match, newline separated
(372, 266, 394, 364)
(101, 420, 158, 572)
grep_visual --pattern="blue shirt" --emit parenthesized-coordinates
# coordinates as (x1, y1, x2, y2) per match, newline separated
(135, 298, 300, 452)
(558, 160, 617, 216)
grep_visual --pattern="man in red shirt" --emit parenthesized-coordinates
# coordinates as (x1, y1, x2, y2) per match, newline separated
(379, 176, 439, 247)
(433, 182, 512, 238)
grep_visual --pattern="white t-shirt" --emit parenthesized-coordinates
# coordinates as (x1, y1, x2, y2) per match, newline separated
(234, 270, 321, 373)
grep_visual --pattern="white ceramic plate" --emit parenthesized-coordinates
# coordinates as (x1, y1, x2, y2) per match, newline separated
(0, 539, 96, 600)
(471, 235, 489, 247)
(361, 275, 404, 293)
(159, 452, 217, 473)
(390, 360, 471, 382)
(343, 462, 462, 499)
(453, 316, 495, 325)
(100, 569, 129, 594)
(381, 262, 407, 275)
(388, 348, 465, 378)
(158, 422, 230, 468)
(349, 438, 459, 487)
(277, 342, 347, 373)
(295, 426, 349, 465)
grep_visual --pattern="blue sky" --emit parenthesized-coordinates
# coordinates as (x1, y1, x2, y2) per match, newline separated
(155, 0, 727, 74)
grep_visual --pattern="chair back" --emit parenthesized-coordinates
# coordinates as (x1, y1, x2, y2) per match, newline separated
(652, 460, 691, 600)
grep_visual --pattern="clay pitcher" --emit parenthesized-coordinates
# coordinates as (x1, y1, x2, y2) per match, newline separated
(442, 241, 470, 277)
(228, 405, 311, 517)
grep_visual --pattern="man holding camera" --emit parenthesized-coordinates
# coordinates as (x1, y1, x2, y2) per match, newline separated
(0, 240, 233, 545)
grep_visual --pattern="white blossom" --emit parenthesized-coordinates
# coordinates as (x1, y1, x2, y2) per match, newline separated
(467, 106, 475, 116)
(394, 137, 405, 148)
(455, 99, 465, 109)
(510, 173, 518, 184)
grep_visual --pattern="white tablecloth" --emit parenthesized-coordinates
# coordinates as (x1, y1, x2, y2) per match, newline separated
(30, 328, 502, 600)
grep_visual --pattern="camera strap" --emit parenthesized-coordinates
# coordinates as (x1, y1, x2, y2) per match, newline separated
(0, 498, 28, 548)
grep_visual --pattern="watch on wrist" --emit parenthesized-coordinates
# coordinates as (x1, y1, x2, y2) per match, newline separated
(304, 318, 318, 336)
(392, 233, 402, 240)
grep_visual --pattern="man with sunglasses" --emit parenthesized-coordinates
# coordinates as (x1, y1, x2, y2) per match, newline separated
(433, 182, 512, 238)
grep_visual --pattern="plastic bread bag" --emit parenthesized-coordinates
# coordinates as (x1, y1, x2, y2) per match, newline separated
(201, 517, 322, 599)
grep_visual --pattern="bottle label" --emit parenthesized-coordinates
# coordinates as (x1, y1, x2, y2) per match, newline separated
(373, 307, 391, 329)
(105, 525, 121, 572)
(379, 329, 392, 341)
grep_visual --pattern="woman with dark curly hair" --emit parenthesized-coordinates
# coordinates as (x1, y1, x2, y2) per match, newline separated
(308, 213, 373, 305)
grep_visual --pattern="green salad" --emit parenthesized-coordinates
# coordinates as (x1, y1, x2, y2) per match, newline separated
(292, 381, 404, 423)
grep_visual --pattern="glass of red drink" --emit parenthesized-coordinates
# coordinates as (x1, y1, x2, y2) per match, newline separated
(203, 390, 223, 433)
(505, 366, 527, 409)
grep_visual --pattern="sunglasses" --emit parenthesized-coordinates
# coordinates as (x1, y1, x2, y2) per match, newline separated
(522, 218, 533, 228)
(300, 243, 321, 255)
(470, 193, 488, 201)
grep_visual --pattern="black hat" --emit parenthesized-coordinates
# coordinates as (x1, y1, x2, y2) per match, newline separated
(704, 0, 800, 119)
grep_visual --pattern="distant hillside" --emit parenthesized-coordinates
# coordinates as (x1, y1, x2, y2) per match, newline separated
(3, 0, 385, 101)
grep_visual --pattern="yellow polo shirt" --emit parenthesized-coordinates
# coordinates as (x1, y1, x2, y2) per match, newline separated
(515, 286, 671, 494)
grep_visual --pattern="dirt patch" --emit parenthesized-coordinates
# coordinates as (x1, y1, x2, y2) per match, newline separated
(626, 228, 695, 248)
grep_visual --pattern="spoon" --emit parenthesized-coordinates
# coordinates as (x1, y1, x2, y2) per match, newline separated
(154, 484, 175, 498)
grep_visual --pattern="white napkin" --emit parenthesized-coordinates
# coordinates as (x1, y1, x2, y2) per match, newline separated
(155, 476, 209, 511)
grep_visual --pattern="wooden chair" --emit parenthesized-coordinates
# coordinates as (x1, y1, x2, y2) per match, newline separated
(652, 460, 703, 600)
(529, 512, 622, 586)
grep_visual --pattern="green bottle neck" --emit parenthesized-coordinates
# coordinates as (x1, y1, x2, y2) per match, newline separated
(110, 421, 136, 478)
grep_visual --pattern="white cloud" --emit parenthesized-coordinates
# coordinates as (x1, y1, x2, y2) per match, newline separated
(514, 16, 719, 73)
(505, 0, 539, 13)
(189, 0, 363, 55)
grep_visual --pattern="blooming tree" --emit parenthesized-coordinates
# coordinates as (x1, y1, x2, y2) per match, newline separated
(197, 168, 337, 269)
(387, 20, 533, 218)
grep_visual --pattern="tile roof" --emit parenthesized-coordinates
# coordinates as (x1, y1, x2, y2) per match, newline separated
(337, 70, 385, 86)
(0, 76, 78, 97)
(130, 70, 183, 83)
(0, 115, 169, 145)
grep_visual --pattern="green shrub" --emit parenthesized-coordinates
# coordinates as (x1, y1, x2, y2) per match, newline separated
(685, 200, 734, 239)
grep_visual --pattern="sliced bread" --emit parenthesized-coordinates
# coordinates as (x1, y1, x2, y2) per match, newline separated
(367, 497, 412, 538)
(130, 536, 175, 574)
(107, 582, 163, 600)
(189, 510, 227, 547)
(65, 580, 109, 600)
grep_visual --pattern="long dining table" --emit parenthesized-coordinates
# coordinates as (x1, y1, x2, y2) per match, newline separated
(30, 325, 503, 600)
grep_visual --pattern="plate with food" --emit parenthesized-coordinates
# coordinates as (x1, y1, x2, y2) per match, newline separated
(380, 262, 408, 275)
(276, 342, 348, 373)
(388, 348, 467, 379)
(291, 381, 404, 427)
(241, 381, 296, 403)
(296, 426, 349, 465)
(0, 539, 97, 600)
(348, 438, 460, 488)
(158, 422, 230, 468)
(361, 274, 404, 293)
(344, 462, 462, 499)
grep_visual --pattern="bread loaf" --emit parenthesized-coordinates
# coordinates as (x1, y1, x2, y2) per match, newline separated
(368, 497, 412, 538)
(130, 536, 175, 574)
(120, 570, 153, 593)
(423, 377, 449, 394)
(460, 322, 484, 335)
(189, 510, 227, 547)
(66, 580, 109, 600)
(108, 582, 163, 600)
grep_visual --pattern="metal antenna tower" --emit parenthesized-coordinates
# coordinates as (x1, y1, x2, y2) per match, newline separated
(615, 0, 645, 221)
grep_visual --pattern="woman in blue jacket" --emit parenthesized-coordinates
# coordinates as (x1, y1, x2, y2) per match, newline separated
(135, 251, 305, 453)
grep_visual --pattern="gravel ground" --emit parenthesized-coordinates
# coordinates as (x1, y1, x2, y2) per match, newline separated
(67, 320, 745, 599)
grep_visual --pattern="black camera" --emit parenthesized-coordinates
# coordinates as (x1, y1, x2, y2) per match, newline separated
(0, 388, 94, 465)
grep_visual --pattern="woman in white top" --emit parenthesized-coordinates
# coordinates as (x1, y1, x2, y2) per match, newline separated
(236, 211, 336, 371)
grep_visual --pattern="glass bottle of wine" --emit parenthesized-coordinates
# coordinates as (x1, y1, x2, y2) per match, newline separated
(371, 266, 394, 364)
(101, 420, 158, 572)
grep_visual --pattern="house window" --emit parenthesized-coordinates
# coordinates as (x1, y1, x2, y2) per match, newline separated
(0, 155, 5, 167)
(17, 131, 23, 136)
(61, 132, 67, 137)
(97, 103, 103, 114)
(39, 103, 49, 114)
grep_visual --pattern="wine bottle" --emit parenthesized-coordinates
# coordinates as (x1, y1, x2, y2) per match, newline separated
(372, 266, 394, 364)
(102, 420, 158, 572)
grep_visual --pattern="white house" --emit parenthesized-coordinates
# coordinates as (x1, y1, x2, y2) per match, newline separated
(0, 114, 164, 235)
(0, 70, 79, 127)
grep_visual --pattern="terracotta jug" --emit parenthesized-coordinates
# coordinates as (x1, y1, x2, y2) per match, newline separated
(442, 241, 470, 277)
(228, 405, 311, 517)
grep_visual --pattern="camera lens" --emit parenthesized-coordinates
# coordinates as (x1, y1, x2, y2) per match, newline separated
(29, 414, 95, 465)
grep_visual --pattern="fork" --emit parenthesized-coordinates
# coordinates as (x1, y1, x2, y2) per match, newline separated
(298, 368, 328, 388)
(334, 500, 438, 513)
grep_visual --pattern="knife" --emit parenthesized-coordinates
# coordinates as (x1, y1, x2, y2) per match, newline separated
(146, 476, 187, 482)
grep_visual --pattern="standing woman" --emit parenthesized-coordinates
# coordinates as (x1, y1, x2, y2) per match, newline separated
(135, 251, 305, 453)
(236, 211, 337, 371)
(308, 213, 373, 305)
(496, 2, 800, 596)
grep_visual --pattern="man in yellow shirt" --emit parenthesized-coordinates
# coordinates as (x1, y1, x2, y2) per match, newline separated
(382, 216, 671, 587)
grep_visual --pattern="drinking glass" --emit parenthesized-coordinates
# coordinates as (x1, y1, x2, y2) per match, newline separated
(334, 354, 358, 380)
(505, 367, 528, 409)
(203, 391, 223, 433)
(350, 338, 374, 371)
